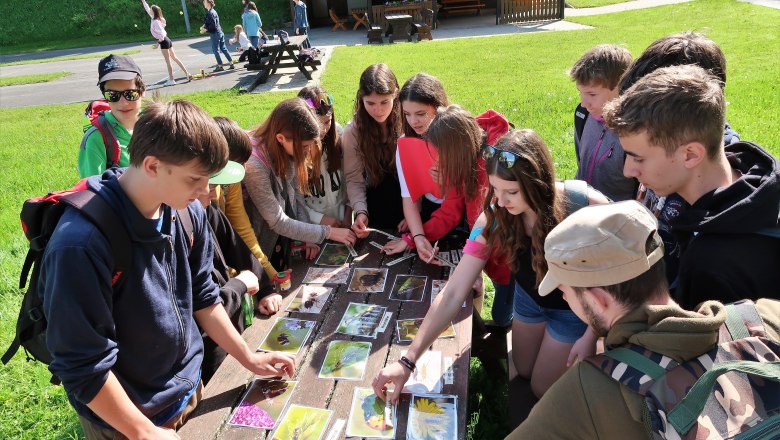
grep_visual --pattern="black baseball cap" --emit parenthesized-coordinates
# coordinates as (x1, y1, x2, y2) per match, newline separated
(97, 54, 142, 86)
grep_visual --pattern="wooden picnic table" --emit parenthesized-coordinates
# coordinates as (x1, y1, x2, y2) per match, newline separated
(384, 13, 414, 43)
(178, 230, 472, 439)
(245, 35, 320, 87)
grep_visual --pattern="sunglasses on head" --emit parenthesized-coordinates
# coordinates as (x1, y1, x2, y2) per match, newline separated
(102, 89, 142, 102)
(306, 93, 334, 116)
(482, 144, 519, 169)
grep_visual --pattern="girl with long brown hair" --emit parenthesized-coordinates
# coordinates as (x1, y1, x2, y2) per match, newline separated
(141, 0, 191, 85)
(244, 98, 356, 269)
(342, 64, 405, 235)
(373, 129, 607, 404)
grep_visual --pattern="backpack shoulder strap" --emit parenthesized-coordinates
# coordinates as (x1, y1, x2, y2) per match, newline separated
(724, 299, 767, 339)
(585, 343, 679, 395)
(61, 191, 132, 278)
(563, 179, 589, 217)
(574, 103, 589, 141)
(93, 112, 121, 169)
(176, 207, 195, 253)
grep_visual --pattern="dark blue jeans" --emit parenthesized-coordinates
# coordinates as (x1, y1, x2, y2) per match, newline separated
(210, 32, 233, 64)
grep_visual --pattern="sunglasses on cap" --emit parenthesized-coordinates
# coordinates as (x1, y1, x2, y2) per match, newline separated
(102, 89, 142, 103)
(306, 93, 334, 116)
(482, 144, 520, 169)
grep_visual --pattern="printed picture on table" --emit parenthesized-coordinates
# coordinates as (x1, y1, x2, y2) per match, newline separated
(396, 318, 455, 343)
(286, 285, 332, 314)
(315, 243, 351, 266)
(348, 268, 389, 293)
(318, 340, 371, 380)
(258, 318, 316, 355)
(228, 379, 297, 429)
(407, 394, 458, 440)
(302, 265, 351, 285)
(430, 280, 466, 308)
(402, 350, 442, 394)
(346, 387, 396, 439)
(271, 404, 332, 440)
(336, 302, 389, 338)
(389, 275, 427, 302)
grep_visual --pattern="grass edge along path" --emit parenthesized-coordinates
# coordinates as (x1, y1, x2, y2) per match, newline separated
(0, 1, 778, 439)
(566, 0, 628, 8)
(0, 72, 73, 87)
(0, 50, 141, 68)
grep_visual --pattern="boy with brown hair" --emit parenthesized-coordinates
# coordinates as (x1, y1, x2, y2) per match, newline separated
(570, 44, 635, 201)
(604, 64, 780, 308)
(42, 100, 295, 439)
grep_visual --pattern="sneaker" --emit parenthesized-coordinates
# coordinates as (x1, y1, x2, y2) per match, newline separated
(213, 65, 225, 72)
(228, 63, 235, 70)
(163, 79, 176, 86)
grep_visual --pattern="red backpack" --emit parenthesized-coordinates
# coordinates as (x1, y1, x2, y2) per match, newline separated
(82, 100, 122, 169)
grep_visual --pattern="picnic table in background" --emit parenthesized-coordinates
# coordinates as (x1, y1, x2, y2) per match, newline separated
(178, 229, 473, 439)
(384, 14, 414, 43)
(244, 35, 320, 87)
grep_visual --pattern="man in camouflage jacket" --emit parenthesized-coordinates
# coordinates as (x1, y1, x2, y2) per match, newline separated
(507, 201, 780, 440)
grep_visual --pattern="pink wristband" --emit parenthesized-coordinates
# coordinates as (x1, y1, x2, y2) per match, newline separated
(402, 233, 417, 249)
(463, 239, 489, 261)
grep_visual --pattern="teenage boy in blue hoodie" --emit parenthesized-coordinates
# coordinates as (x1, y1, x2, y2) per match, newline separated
(40, 100, 295, 439)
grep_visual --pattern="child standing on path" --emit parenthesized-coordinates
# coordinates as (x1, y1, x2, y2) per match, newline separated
(201, 0, 235, 72)
(141, 0, 191, 85)
(242, 1, 264, 48)
(292, 0, 311, 48)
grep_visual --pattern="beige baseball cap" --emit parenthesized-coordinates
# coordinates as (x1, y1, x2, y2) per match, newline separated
(538, 200, 664, 296)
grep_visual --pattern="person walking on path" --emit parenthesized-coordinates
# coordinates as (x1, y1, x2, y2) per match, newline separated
(141, 0, 191, 85)
(292, 0, 311, 48)
(201, 0, 235, 72)
(242, 2, 264, 49)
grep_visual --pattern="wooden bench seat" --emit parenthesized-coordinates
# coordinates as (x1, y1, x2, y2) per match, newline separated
(440, 0, 486, 15)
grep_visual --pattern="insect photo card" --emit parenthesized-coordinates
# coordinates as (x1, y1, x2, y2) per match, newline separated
(348, 268, 389, 293)
(389, 275, 427, 302)
(286, 285, 333, 314)
(396, 318, 455, 344)
(406, 394, 458, 440)
(336, 302, 390, 338)
(318, 340, 371, 380)
(258, 318, 316, 355)
(271, 404, 333, 440)
(302, 265, 351, 285)
(315, 243, 351, 266)
(346, 387, 396, 439)
(228, 379, 298, 429)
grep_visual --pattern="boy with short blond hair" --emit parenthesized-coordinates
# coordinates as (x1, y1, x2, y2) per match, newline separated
(604, 64, 780, 308)
(42, 99, 295, 439)
(570, 44, 635, 201)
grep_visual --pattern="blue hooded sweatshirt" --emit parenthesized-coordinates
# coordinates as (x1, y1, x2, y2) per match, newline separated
(39, 169, 221, 427)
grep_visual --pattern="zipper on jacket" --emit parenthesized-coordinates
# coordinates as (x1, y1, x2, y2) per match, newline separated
(166, 237, 186, 354)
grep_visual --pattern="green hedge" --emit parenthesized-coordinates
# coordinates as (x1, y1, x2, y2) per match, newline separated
(0, 0, 292, 47)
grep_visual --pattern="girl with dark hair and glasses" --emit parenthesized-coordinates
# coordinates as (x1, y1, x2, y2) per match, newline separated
(372, 129, 608, 406)
(297, 86, 351, 228)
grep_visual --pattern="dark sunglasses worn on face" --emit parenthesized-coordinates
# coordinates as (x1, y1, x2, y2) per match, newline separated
(306, 93, 334, 116)
(103, 89, 142, 103)
(482, 144, 519, 169)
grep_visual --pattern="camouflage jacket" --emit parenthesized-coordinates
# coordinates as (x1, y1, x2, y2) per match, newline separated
(507, 300, 780, 440)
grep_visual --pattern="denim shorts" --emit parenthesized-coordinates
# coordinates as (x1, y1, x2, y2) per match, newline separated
(512, 283, 587, 343)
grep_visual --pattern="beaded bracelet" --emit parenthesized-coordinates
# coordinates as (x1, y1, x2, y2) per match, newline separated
(399, 356, 416, 372)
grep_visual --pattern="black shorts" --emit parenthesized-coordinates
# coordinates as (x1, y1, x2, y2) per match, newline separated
(159, 36, 172, 49)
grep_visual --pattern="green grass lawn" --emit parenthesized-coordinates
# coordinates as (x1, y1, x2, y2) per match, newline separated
(0, 72, 72, 87)
(0, 50, 140, 68)
(566, 0, 627, 8)
(0, 1, 778, 438)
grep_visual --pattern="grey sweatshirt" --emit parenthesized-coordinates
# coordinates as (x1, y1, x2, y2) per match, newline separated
(574, 115, 637, 202)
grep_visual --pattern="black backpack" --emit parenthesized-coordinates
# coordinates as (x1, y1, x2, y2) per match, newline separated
(246, 46, 262, 65)
(1, 179, 194, 383)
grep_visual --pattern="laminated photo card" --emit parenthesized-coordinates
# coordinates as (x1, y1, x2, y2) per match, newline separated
(271, 404, 332, 440)
(336, 302, 391, 338)
(286, 285, 332, 314)
(258, 318, 316, 355)
(389, 275, 427, 302)
(430, 280, 466, 308)
(396, 318, 455, 343)
(348, 268, 389, 293)
(318, 341, 371, 380)
(315, 243, 351, 266)
(346, 387, 396, 439)
(302, 265, 351, 285)
(406, 394, 458, 440)
(401, 350, 442, 394)
(228, 379, 297, 429)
